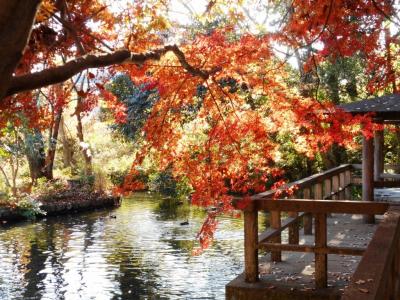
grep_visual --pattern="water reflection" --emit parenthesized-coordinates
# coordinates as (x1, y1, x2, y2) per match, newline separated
(0, 193, 251, 300)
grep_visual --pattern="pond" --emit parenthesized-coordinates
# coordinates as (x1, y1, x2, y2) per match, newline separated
(0, 193, 263, 300)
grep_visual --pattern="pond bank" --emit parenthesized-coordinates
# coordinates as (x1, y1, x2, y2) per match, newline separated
(0, 189, 121, 223)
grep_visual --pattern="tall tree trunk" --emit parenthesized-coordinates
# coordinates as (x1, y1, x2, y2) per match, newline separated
(43, 109, 63, 179)
(24, 129, 46, 183)
(76, 103, 92, 176)
(0, 0, 41, 100)
(59, 116, 74, 169)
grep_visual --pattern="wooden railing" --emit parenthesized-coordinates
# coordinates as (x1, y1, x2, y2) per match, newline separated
(248, 164, 354, 271)
(236, 164, 400, 296)
(352, 163, 400, 188)
(242, 199, 388, 287)
(342, 206, 400, 300)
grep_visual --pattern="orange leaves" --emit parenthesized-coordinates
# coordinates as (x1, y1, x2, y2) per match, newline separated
(235, 195, 252, 210)
(101, 89, 127, 123)
(277, 0, 398, 93)
(36, 0, 56, 23)
(192, 212, 219, 255)
(100, 24, 384, 251)
(118, 28, 375, 247)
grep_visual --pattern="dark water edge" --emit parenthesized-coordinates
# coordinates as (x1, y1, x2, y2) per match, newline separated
(0, 192, 266, 300)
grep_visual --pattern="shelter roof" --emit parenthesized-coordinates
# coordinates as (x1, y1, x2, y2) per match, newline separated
(339, 93, 400, 121)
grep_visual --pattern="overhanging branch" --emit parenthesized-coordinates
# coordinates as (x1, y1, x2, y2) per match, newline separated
(6, 45, 219, 97)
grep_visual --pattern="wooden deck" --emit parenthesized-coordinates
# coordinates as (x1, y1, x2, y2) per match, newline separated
(226, 164, 400, 300)
(226, 213, 378, 300)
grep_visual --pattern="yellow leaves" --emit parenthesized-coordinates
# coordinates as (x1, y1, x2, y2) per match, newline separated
(36, 0, 55, 23)
(149, 16, 171, 31)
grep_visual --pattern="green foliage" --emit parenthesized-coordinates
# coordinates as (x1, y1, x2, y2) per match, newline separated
(385, 128, 400, 165)
(8, 195, 46, 220)
(318, 56, 367, 103)
(106, 74, 159, 141)
(108, 169, 129, 186)
(148, 169, 192, 199)
(148, 169, 177, 196)
(76, 174, 95, 188)
(31, 178, 66, 196)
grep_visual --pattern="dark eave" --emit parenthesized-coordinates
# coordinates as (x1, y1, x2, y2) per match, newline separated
(339, 93, 400, 122)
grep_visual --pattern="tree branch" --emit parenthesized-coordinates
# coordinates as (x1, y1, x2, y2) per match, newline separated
(6, 45, 221, 97)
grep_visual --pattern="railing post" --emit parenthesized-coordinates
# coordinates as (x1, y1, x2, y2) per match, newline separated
(339, 172, 346, 200)
(314, 183, 327, 289)
(323, 178, 331, 200)
(332, 175, 339, 200)
(363, 135, 375, 224)
(270, 210, 281, 262)
(314, 183, 323, 201)
(303, 188, 312, 235)
(344, 170, 352, 200)
(315, 212, 328, 289)
(324, 179, 332, 217)
(244, 202, 258, 282)
(374, 125, 384, 182)
(288, 196, 299, 244)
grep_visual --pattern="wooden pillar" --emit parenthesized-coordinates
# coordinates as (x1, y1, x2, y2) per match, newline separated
(324, 179, 332, 200)
(313, 183, 327, 288)
(374, 126, 384, 182)
(332, 175, 339, 200)
(314, 183, 323, 201)
(315, 212, 328, 289)
(303, 188, 312, 235)
(344, 170, 352, 200)
(288, 213, 299, 244)
(324, 179, 332, 217)
(270, 210, 281, 262)
(363, 135, 375, 223)
(339, 172, 345, 200)
(244, 204, 258, 282)
(288, 194, 299, 244)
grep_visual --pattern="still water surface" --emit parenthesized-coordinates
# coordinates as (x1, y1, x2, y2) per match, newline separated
(0, 193, 254, 300)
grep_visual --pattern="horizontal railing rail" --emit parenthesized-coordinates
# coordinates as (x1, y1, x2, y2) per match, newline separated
(241, 198, 390, 287)
(342, 206, 400, 300)
(251, 164, 353, 200)
(252, 198, 388, 214)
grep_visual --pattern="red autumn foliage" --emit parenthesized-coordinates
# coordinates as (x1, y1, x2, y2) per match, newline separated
(1, 0, 399, 251)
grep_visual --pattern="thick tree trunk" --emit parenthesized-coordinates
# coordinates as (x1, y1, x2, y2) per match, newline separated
(0, 0, 41, 100)
(24, 129, 46, 182)
(59, 116, 74, 169)
(44, 109, 63, 179)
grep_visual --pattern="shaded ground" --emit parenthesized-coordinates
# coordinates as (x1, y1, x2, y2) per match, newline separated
(257, 213, 379, 292)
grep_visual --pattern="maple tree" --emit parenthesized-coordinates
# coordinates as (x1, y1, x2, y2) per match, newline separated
(0, 0, 399, 249)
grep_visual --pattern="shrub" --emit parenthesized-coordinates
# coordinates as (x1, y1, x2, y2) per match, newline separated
(9, 195, 46, 220)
